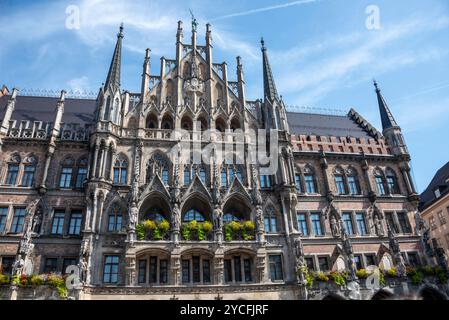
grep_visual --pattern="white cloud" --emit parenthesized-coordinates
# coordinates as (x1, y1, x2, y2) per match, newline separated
(67, 76, 90, 92)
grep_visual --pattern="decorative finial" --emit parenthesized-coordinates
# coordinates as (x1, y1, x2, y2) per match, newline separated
(189, 9, 198, 32)
(373, 79, 379, 91)
(261, 37, 265, 50)
(118, 23, 124, 38)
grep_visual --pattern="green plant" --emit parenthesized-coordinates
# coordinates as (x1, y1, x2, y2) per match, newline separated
(152, 227, 162, 240)
(306, 273, 314, 288)
(243, 221, 255, 231)
(30, 274, 45, 286)
(188, 220, 198, 231)
(136, 223, 145, 240)
(225, 224, 233, 241)
(143, 220, 157, 231)
(0, 274, 10, 285)
(315, 272, 329, 282)
(158, 220, 170, 233)
(356, 269, 368, 279)
(379, 271, 386, 286)
(229, 221, 242, 232)
(47, 274, 68, 299)
(436, 269, 447, 284)
(202, 221, 213, 233)
(420, 265, 435, 276)
(197, 223, 206, 241)
(182, 223, 191, 240)
(330, 272, 346, 286)
(385, 268, 398, 278)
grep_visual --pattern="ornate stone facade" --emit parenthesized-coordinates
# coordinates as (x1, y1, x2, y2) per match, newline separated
(0, 21, 428, 300)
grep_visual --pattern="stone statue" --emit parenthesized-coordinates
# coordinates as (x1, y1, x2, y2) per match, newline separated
(131, 175, 139, 204)
(13, 254, 25, 276)
(213, 205, 223, 231)
(32, 213, 41, 234)
(330, 215, 340, 237)
(129, 206, 138, 230)
(432, 238, 448, 273)
(388, 224, 407, 277)
(78, 257, 88, 283)
(171, 203, 181, 231)
(256, 206, 264, 232)
(373, 213, 384, 237)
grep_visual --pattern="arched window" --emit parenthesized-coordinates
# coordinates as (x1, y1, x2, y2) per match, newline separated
(215, 118, 226, 133)
(181, 115, 193, 131)
(199, 168, 206, 184)
(161, 113, 173, 130)
(229, 166, 235, 183)
(221, 166, 227, 187)
(275, 107, 282, 130)
(146, 210, 165, 222)
(386, 168, 400, 194)
(75, 157, 88, 189)
(107, 204, 124, 232)
(147, 153, 170, 185)
(374, 168, 387, 196)
(146, 113, 158, 129)
(346, 167, 360, 195)
(183, 209, 205, 222)
(184, 165, 191, 185)
(334, 167, 347, 195)
(303, 166, 318, 194)
(103, 96, 111, 121)
(21, 154, 37, 187)
(264, 207, 277, 233)
(236, 167, 243, 182)
(112, 98, 120, 123)
(223, 212, 241, 222)
(59, 157, 75, 189)
(5, 153, 21, 186)
(113, 155, 128, 185)
(295, 171, 302, 193)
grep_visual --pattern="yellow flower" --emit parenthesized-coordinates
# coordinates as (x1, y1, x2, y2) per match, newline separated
(143, 220, 157, 230)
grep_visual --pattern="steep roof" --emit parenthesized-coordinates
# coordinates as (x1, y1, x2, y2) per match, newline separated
(419, 161, 449, 211)
(286, 111, 378, 139)
(374, 80, 398, 131)
(261, 39, 279, 103)
(0, 95, 96, 124)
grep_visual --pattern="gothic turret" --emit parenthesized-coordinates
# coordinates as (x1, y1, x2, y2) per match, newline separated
(374, 80, 408, 156)
(261, 38, 289, 132)
(96, 24, 124, 125)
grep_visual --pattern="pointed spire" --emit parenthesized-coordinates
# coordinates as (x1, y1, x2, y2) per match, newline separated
(261, 38, 279, 102)
(374, 80, 398, 131)
(104, 23, 124, 91)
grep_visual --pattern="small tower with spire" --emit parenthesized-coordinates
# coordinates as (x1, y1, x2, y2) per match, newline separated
(374, 80, 408, 156)
(261, 38, 289, 132)
(96, 24, 124, 126)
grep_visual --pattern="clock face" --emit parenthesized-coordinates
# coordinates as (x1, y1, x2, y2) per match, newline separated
(192, 78, 198, 86)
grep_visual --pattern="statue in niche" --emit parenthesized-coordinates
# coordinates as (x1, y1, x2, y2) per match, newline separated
(213, 205, 223, 231)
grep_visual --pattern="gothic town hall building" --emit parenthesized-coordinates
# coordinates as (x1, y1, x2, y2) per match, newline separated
(0, 21, 424, 299)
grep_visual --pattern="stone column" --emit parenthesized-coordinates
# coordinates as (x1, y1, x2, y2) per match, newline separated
(109, 146, 117, 182)
(91, 142, 99, 178)
(39, 149, 54, 190)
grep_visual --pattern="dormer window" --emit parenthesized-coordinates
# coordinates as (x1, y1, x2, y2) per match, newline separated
(434, 188, 441, 198)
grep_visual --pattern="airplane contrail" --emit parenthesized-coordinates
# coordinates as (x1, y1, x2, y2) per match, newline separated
(209, 0, 323, 21)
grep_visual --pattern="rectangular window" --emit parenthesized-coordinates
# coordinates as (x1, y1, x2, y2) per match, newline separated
(11, 208, 26, 233)
(407, 252, 420, 267)
(51, 210, 65, 235)
(138, 260, 147, 284)
(184, 170, 190, 186)
(264, 217, 270, 233)
(221, 170, 227, 187)
(342, 212, 354, 235)
(6, 164, 19, 185)
(376, 177, 386, 195)
(365, 254, 376, 267)
(437, 211, 446, 225)
(353, 255, 363, 270)
(295, 175, 302, 192)
(120, 168, 127, 184)
(297, 213, 309, 236)
(260, 175, 272, 188)
(59, 167, 73, 188)
(21, 165, 36, 187)
(149, 256, 157, 283)
(386, 177, 397, 194)
(1, 257, 15, 275)
(160, 259, 168, 284)
(192, 256, 201, 283)
(335, 176, 346, 194)
(429, 216, 437, 230)
(75, 167, 87, 189)
(310, 213, 323, 236)
(270, 217, 277, 233)
(108, 213, 122, 232)
(202, 259, 211, 283)
(305, 257, 315, 271)
(103, 255, 119, 284)
(397, 212, 412, 234)
(182, 259, 190, 284)
(162, 169, 169, 185)
(234, 256, 242, 282)
(44, 258, 58, 273)
(0, 207, 8, 233)
(304, 174, 316, 193)
(347, 176, 359, 195)
(244, 259, 252, 282)
(356, 212, 367, 235)
(386, 212, 399, 233)
(62, 258, 77, 274)
(268, 255, 283, 281)
(113, 168, 120, 184)
(318, 257, 329, 272)
(224, 259, 232, 283)
(68, 211, 82, 235)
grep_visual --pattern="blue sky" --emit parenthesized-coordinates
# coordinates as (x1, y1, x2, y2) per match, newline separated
(1, 0, 448, 192)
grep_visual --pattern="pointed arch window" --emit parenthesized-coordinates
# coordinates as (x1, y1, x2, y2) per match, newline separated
(107, 205, 124, 232)
(346, 167, 360, 195)
(334, 167, 347, 195)
(275, 107, 282, 130)
(303, 166, 318, 194)
(264, 207, 277, 233)
(183, 209, 205, 222)
(21, 155, 37, 187)
(75, 157, 88, 189)
(236, 167, 243, 182)
(59, 157, 75, 189)
(184, 166, 191, 185)
(374, 168, 387, 196)
(147, 154, 170, 185)
(386, 168, 400, 195)
(223, 211, 241, 223)
(221, 167, 227, 187)
(199, 168, 206, 184)
(5, 154, 20, 186)
(103, 96, 111, 121)
(113, 155, 128, 185)
(295, 172, 302, 192)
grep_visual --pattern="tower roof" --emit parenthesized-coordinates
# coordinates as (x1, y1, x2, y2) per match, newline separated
(374, 80, 398, 131)
(261, 38, 279, 102)
(104, 24, 124, 91)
